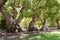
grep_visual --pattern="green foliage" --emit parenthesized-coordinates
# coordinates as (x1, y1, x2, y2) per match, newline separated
(1, 0, 60, 29)
(46, 0, 59, 8)
(20, 17, 31, 28)
(0, 15, 7, 30)
(49, 19, 57, 27)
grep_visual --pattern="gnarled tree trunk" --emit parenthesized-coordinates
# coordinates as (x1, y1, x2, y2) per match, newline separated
(0, 0, 24, 33)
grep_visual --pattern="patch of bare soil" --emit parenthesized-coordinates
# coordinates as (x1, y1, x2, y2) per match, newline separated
(0, 29, 60, 40)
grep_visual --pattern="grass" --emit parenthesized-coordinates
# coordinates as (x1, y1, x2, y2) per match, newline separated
(20, 32, 60, 40)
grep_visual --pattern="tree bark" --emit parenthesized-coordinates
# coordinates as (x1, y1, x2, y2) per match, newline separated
(6, 8, 23, 33)
(41, 19, 48, 31)
(0, 0, 25, 33)
(12, 8, 17, 19)
(56, 19, 60, 29)
(0, 9, 12, 24)
(0, 0, 7, 8)
(6, 1, 25, 33)
(28, 14, 39, 31)
(40, 14, 48, 31)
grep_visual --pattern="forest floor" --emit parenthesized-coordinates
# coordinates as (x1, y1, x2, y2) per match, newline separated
(0, 29, 60, 40)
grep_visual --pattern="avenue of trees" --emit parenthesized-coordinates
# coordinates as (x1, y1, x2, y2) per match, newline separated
(0, 0, 60, 33)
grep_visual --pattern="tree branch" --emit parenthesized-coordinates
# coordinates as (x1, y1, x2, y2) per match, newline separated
(11, 1, 17, 19)
(16, 6, 23, 24)
(16, 1, 25, 24)
(0, 9, 11, 23)
(12, 7, 17, 19)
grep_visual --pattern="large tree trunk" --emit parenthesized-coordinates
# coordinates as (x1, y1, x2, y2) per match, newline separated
(6, 9, 23, 33)
(6, 22, 22, 33)
(0, 0, 7, 8)
(6, 0, 25, 33)
(56, 19, 60, 29)
(6, 7, 24, 33)
(41, 19, 48, 31)
(0, 0, 24, 33)
(6, 4, 24, 33)
(40, 14, 48, 31)
(28, 14, 39, 31)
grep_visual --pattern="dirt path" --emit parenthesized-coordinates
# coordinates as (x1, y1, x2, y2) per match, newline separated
(0, 37, 4, 40)
(0, 29, 60, 40)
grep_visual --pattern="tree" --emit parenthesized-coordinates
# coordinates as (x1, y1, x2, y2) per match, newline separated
(0, 0, 26, 33)
(0, 0, 60, 32)
(40, 0, 60, 31)
(28, 14, 39, 31)
(26, 0, 41, 31)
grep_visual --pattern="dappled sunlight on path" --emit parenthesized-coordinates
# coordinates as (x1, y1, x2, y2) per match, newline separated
(0, 30, 60, 40)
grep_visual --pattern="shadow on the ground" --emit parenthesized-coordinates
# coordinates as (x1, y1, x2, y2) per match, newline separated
(0, 32, 60, 40)
(20, 33, 60, 40)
